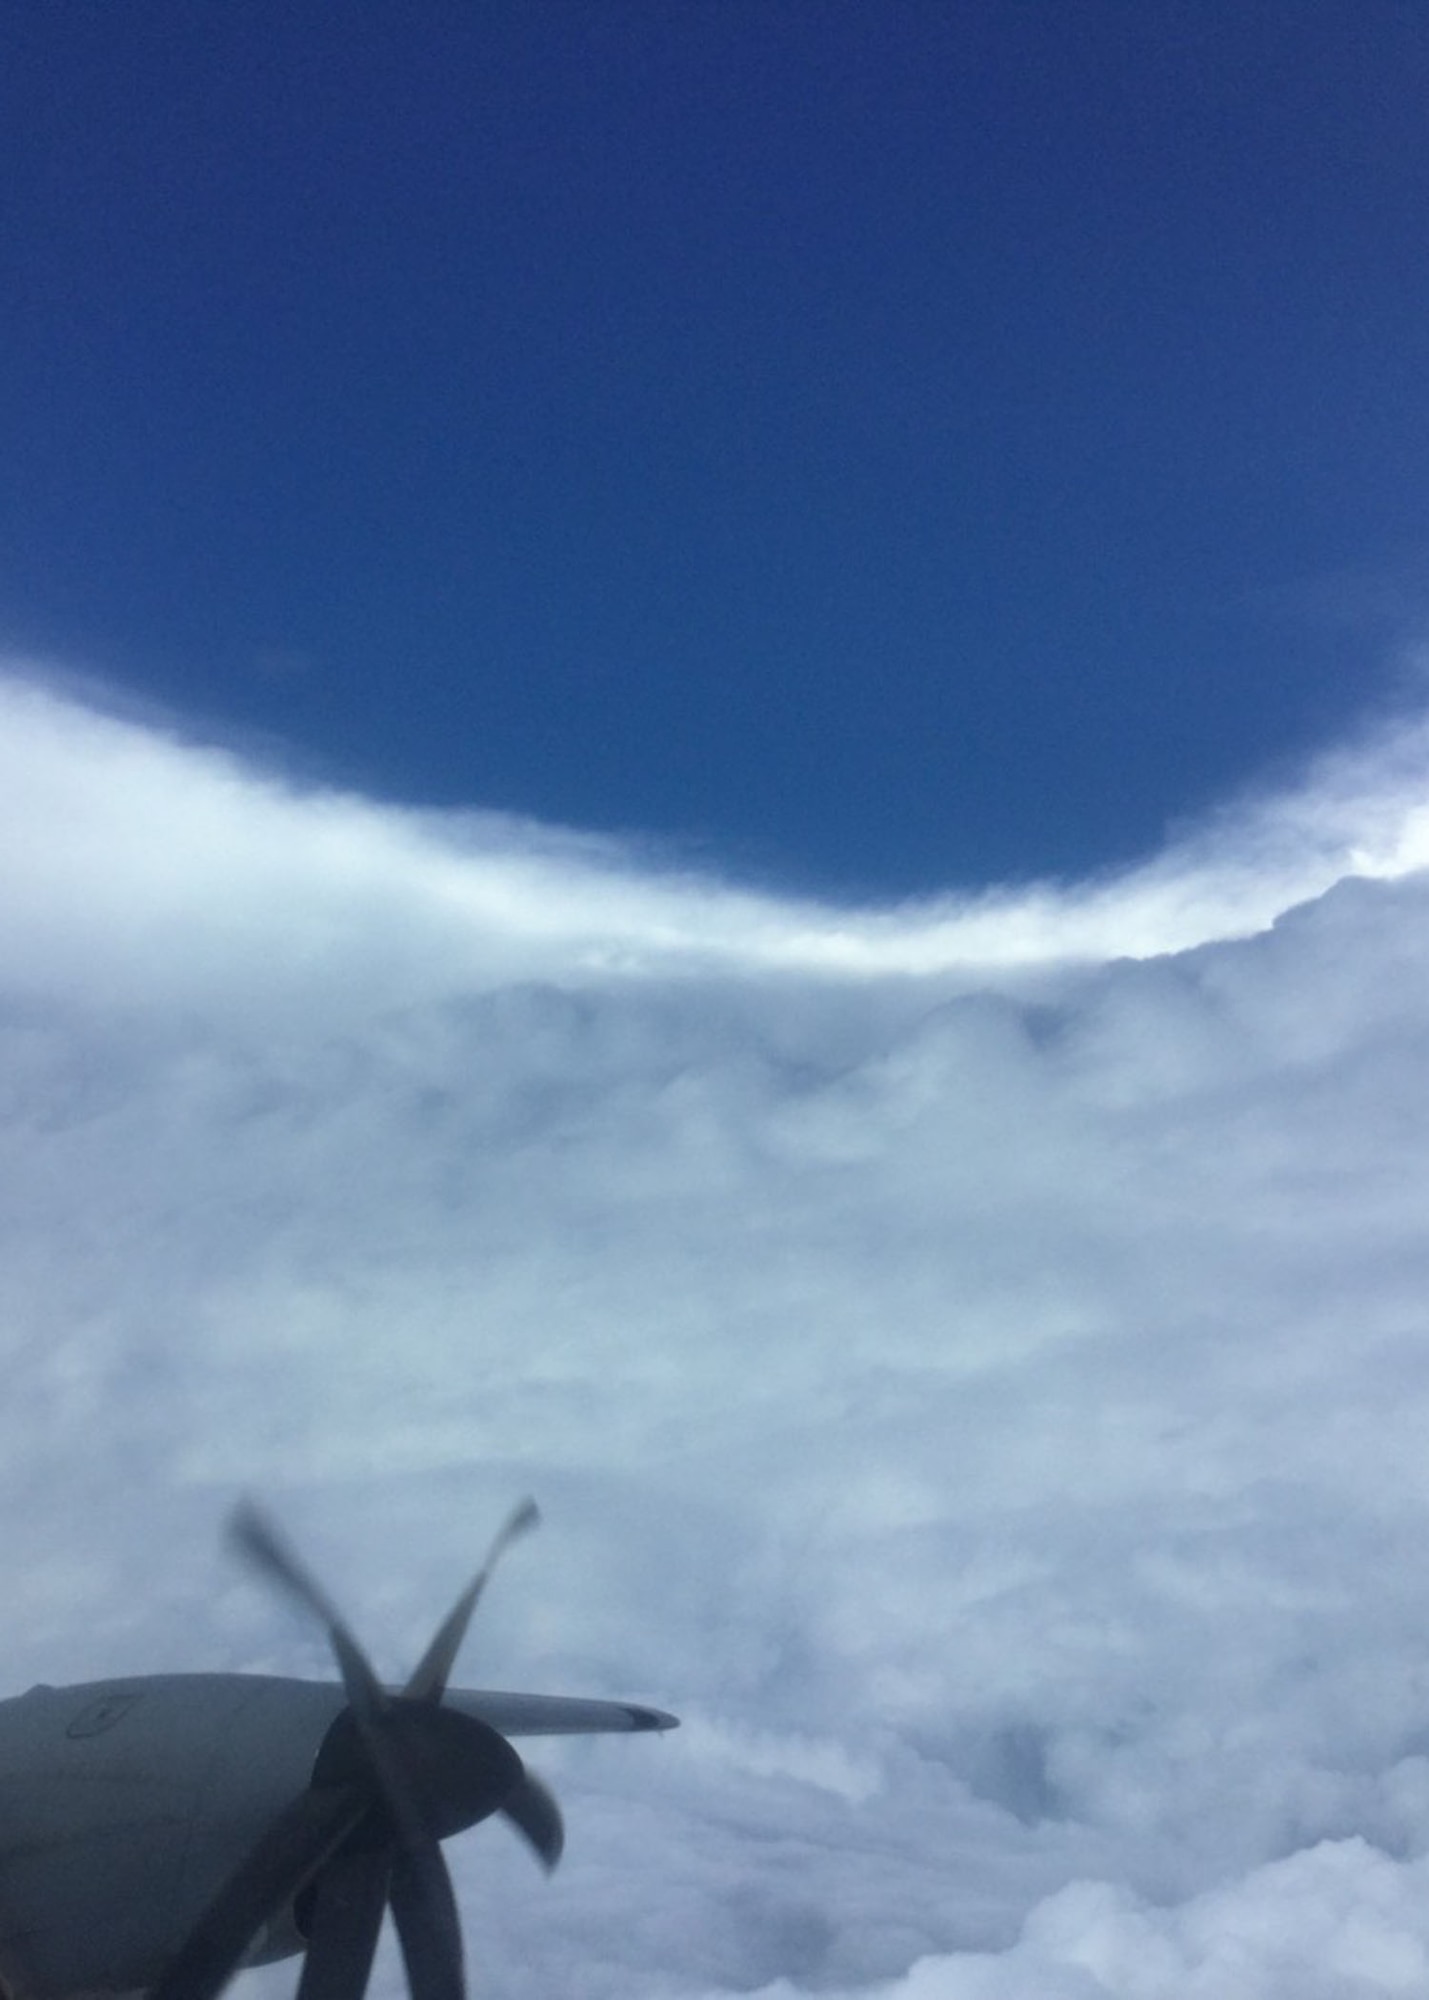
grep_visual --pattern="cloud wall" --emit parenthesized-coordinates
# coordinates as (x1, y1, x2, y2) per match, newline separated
(3, 666, 1429, 1999)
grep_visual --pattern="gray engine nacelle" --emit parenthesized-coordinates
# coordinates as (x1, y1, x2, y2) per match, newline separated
(0, 1677, 345, 1998)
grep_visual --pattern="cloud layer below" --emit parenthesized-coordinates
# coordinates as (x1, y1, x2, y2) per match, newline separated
(4, 666, 1429, 1999)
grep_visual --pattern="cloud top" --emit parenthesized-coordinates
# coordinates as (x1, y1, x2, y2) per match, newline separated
(5, 666, 1429, 1019)
(4, 663, 1429, 1999)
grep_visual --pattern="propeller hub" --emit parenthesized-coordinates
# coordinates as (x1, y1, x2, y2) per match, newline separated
(314, 1702, 525, 1841)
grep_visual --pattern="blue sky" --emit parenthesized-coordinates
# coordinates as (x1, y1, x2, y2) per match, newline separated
(5, 2, 1427, 893)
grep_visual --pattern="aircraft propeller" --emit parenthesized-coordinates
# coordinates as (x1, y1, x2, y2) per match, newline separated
(153, 1499, 562, 2000)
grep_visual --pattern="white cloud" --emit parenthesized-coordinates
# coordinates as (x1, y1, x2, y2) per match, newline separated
(4, 661, 1429, 1999)
(723, 1841, 1429, 1998)
(4, 665, 1429, 1015)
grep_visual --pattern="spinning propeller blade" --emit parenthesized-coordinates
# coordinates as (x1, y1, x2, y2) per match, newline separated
(389, 1839, 467, 2000)
(154, 1784, 369, 2000)
(405, 1499, 541, 1705)
(295, 1845, 390, 2000)
(499, 1769, 565, 1872)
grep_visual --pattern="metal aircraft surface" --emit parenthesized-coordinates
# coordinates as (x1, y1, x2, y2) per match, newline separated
(0, 1502, 676, 2000)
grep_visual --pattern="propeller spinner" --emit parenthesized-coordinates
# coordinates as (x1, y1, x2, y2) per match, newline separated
(155, 1501, 564, 2000)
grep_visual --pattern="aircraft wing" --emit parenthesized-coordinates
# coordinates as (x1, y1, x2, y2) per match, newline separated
(445, 1688, 677, 1735)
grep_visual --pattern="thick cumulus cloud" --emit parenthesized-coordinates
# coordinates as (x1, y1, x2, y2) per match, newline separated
(4, 665, 1429, 1999)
